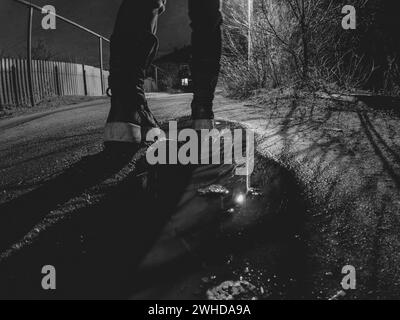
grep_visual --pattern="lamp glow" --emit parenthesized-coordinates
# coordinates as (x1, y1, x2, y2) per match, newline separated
(235, 193, 246, 204)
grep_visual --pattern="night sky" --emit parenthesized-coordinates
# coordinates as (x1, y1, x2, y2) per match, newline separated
(0, 0, 191, 67)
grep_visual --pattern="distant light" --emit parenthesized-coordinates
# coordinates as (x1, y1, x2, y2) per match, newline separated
(235, 193, 246, 204)
(181, 78, 189, 87)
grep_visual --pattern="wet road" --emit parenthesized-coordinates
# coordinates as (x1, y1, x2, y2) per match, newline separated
(0, 94, 307, 299)
(3, 92, 399, 299)
(0, 93, 190, 190)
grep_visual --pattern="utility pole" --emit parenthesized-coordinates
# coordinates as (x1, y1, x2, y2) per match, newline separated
(248, 0, 253, 65)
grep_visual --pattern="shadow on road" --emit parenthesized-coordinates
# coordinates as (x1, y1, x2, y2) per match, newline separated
(244, 93, 400, 299)
(358, 111, 400, 188)
(0, 148, 140, 252)
(0, 119, 309, 299)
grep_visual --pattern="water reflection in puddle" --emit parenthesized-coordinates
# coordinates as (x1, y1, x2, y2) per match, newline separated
(134, 121, 308, 299)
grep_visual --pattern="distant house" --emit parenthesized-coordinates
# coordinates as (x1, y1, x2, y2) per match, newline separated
(154, 46, 193, 92)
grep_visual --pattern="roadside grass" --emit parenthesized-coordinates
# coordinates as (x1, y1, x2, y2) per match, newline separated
(244, 90, 400, 299)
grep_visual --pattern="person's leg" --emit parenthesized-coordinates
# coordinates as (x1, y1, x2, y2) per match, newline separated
(188, 0, 223, 130)
(105, 0, 166, 145)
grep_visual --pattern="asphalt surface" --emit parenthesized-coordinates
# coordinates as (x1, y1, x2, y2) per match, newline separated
(1, 92, 400, 299)
(0, 94, 308, 299)
(0, 93, 196, 201)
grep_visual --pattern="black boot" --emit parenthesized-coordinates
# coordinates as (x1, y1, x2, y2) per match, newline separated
(104, 30, 160, 149)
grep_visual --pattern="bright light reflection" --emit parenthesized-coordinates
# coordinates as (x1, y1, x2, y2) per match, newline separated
(235, 193, 246, 204)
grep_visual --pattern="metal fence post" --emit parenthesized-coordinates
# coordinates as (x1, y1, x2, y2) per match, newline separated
(15, 0, 113, 98)
(99, 37, 104, 95)
(27, 6, 35, 107)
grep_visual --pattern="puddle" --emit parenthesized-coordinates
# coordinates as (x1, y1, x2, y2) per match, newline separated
(132, 119, 309, 300)
(0, 119, 309, 300)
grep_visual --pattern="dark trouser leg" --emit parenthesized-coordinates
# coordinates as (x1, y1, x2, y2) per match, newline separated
(188, 0, 223, 126)
(105, 0, 166, 144)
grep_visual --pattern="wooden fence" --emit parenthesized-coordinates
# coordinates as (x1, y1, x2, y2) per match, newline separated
(0, 58, 109, 108)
